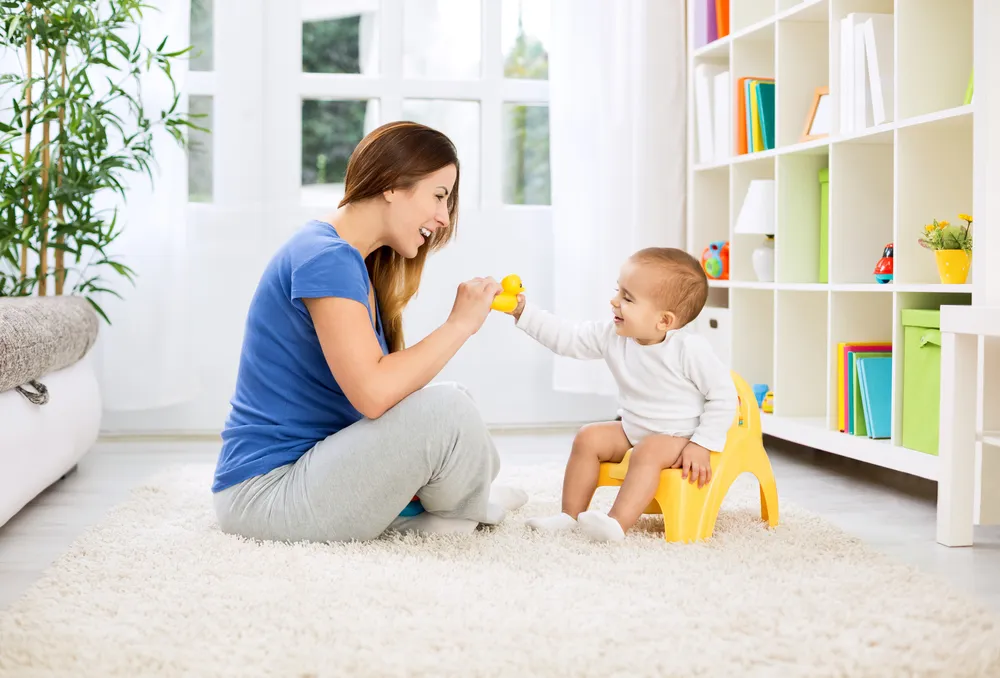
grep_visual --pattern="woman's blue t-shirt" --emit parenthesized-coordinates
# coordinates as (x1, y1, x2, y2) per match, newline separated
(213, 220, 422, 516)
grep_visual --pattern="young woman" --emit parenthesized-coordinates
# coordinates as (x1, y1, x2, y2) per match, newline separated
(212, 121, 525, 542)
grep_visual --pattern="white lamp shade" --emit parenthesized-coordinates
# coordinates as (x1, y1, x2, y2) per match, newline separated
(734, 179, 775, 235)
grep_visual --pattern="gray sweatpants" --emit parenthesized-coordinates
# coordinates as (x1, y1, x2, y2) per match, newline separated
(213, 383, 500, 542)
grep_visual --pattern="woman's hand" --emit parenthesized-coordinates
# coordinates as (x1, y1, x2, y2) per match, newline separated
(447, 277, 503, 336)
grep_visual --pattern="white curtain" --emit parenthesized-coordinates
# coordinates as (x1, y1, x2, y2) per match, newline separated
(94, 0, 197, 411)
(548, 0, 687, 395)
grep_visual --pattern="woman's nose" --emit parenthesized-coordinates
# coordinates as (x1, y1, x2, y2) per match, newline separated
(435, 205, 449, 227)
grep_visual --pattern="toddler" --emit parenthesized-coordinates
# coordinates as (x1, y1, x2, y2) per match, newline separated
(507, 247, 737, 542)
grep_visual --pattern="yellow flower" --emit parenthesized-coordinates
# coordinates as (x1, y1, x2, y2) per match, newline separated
(924, 224, 934, 232)
(959, 213, 973, 222)
(937, 220, 950, 229)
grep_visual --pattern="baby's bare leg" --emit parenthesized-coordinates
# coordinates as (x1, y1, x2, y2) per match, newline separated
(578, 434, 687, 542)
(609, 435, 688, 530)
(526, 422, 631, 533)
(562, 422, 633, 517)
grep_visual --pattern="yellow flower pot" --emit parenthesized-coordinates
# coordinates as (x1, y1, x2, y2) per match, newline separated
(935, 249, 971, 284)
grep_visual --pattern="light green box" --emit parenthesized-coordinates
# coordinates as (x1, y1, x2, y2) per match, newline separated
(901, 309, 941, 455)
(819, 167, 829, 284)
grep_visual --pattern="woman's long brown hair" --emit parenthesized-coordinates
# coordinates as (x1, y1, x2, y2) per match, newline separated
(338, 121, 460, 353)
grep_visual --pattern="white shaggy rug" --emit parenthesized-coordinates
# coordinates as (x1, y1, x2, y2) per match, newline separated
(2, 462, 999, 678)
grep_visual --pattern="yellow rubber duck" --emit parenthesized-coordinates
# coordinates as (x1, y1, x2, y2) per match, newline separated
(491, 274, 524, 313)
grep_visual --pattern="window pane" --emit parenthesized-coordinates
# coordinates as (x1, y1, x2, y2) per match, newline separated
(189, 0, 213, 72)
(503, 104, 550, 205)
(188, 95, 213, 203)
(301, 99, 380, 205)
(401, 100, 480, 208)
(403, 0, 481, 79)
(502, 0, 549, 80)
(302, 12, 378, 74)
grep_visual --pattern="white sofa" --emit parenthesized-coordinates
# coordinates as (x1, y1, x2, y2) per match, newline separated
(0, 297, 102, 528)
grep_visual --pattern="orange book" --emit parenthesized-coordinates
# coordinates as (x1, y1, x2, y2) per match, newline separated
(715, 0, 730, 38)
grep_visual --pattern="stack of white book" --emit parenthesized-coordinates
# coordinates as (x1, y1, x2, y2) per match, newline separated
(839, 12, 894, 134)
(694, 64, 731, 164)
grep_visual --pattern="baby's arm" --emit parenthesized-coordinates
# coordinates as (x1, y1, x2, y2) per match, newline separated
(511, 298, 611, 360)
(680, 335, 739, 452)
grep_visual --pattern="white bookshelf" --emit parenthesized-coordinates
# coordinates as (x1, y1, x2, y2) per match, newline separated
(686, 0, 977, 480)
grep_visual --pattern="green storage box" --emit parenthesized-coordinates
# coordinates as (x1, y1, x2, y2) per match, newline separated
(819, 167, 829, 284)
(901, 309, 941, 455)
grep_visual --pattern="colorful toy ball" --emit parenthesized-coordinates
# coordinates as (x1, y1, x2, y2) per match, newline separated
(874, 243, 893, 284)
(701, 240, 730, 280)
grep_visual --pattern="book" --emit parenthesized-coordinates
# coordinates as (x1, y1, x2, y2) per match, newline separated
(863, 15, 894, 125)
(856, 356, 892, 439)
(851, 350, 890, 435)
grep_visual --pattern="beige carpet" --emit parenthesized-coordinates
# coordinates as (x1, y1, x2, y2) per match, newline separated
(1, 462, 999, 678)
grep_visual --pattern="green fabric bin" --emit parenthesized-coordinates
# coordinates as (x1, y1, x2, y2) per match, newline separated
(819, 167, 829, 284)
(901, 309, 941, 455)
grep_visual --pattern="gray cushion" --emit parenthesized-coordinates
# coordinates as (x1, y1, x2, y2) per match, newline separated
(0, 296, 99, 394)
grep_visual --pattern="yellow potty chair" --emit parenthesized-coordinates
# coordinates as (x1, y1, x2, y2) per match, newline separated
(596, 371, 779, 543)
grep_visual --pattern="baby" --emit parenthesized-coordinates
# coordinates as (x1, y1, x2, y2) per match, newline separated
(506, 247, 737, 542)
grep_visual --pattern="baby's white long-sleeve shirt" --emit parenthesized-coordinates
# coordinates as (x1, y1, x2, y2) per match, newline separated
(516, 304, 738, 452)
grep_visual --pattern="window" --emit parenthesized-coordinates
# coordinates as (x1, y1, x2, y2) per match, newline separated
(295, 0, 550, 208)
(187, 0, 214, 203)
(187, 96, 213, 203)
(301, 99, 381, 204)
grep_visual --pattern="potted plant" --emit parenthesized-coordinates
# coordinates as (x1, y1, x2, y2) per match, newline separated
(918, 214, 973, 284)
(0, 0, 198, 321)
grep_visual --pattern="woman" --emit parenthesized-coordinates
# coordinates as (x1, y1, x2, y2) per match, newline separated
(212, 121, 526, 542)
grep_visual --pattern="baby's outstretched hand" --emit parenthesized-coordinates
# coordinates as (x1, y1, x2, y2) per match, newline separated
(511, 294, 526, 322)
(680, 442, 712, 488)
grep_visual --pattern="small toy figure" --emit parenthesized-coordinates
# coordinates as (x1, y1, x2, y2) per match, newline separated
(490, 274, 524, 312)
(701, 240, 730, 280)
(874, 243, 893, 284)
(762, 391, 774, 413)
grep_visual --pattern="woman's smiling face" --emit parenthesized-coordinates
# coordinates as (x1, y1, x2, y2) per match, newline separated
(382, 164, 457, 258)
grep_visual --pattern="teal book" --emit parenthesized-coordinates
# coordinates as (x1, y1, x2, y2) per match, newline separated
(851, 351, 890, 435)
(755, 81, 776, 150)
(856, 356, 892, 439)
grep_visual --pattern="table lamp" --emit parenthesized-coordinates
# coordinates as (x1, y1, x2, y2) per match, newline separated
(734, 179, 775, 282)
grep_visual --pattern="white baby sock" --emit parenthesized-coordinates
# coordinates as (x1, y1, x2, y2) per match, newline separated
(525, 512, 577, 533)
(577, 511, 625, 542)
(490, 485, 529, 512)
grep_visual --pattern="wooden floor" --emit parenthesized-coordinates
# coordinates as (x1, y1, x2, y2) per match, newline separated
(2, 433, 1000, 613)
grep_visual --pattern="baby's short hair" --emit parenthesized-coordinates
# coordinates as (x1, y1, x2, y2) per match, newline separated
(630, 247, 708, 327)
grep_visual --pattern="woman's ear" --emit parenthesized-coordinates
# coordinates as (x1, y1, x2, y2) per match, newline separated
(382, 188, 396, 203)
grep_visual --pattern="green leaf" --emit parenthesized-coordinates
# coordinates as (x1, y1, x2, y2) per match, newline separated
(84, 295, 111, 324)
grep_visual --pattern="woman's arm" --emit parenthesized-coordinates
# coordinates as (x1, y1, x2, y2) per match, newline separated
(304, 278, 500, 419)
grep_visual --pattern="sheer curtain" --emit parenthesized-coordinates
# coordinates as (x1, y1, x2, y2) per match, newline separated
(94, 0, 197, 412)
(548, 0, 687, 395)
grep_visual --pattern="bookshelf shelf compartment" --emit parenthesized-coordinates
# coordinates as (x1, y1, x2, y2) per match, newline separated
(895, 115, 974, 285)
(828, 142, 892, 284)
(896, 0, 973, 119)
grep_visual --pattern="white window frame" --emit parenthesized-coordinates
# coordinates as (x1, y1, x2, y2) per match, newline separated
(263, 0, 549, 220)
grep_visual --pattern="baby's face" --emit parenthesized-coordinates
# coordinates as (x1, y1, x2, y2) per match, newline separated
(610, 259, 676, 344)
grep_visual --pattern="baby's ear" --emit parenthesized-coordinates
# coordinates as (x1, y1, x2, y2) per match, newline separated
(660, 311, 678, 330)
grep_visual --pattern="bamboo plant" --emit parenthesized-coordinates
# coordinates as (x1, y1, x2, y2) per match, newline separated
(0, 0, 197, 321)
